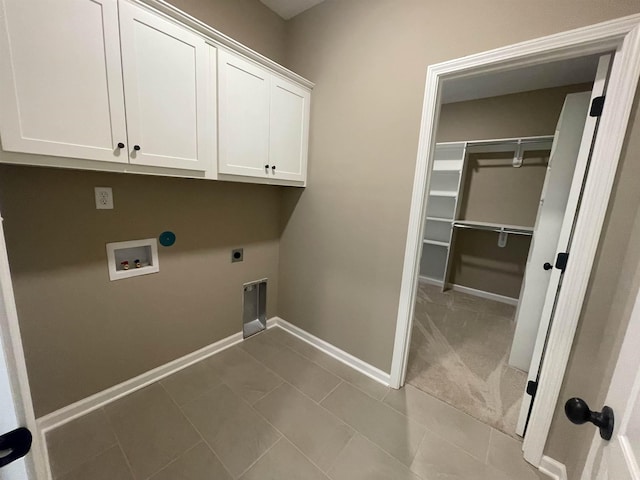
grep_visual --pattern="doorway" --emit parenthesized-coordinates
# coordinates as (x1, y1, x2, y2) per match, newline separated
(390, 15, 640, 469)
(407, 54, 607, 438)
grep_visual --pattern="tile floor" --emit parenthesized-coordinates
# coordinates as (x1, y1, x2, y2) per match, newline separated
(407, 282, 527, 436)
(46, 326, 546, 479)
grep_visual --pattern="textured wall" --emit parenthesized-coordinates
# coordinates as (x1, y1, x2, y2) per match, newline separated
(0, 166, 282, 416)
(280, 1, 640, 477)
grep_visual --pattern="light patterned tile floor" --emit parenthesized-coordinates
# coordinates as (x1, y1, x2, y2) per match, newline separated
(46, 326, 545, 479)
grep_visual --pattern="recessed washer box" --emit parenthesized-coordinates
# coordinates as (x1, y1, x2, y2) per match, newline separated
(106, 238, 159, 281)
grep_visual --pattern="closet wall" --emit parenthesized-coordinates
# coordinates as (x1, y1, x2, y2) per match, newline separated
(0, 0, 287, 418)
(436, 83, 592, 298)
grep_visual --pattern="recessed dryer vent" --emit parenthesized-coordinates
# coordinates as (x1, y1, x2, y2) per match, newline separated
(243, 279, 267, 339)
(106, 238, 159, 281)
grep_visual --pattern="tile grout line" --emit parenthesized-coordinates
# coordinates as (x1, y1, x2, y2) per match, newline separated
(49, 439, 120, 480)
(317, 379, 344, 404)
(263, 328, 391, 403)
(245, 397, 342, 478)
(486, 428, 494, 465)
(157, 382, 235, 480)
(115, 442, 137, 480)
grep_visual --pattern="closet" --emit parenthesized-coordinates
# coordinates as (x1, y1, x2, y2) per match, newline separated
(421, 135, 554, 297)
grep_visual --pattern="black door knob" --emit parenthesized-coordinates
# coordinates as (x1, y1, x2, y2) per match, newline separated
(272, 165, 276, 171)
(133, 145, 141, 151)
(564, 397, 614, 440)
(265, 164, 270, 169)
(117, 142, 125, 149)
(543, 262, 553, 270)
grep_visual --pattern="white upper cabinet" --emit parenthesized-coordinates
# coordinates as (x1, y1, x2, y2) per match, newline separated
(218, 50, 310, 183)
(218, 50, 270, 177)
(0, 0, 128, 163)
(0, 0, 311, 184)
(119, 2, 209, 171)
(268, 77, 310, 182)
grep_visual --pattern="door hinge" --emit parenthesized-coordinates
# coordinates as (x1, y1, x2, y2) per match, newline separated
(526, 380, 538, 398)
(555, 252, 569, 273)
(590, 96, 605, 117)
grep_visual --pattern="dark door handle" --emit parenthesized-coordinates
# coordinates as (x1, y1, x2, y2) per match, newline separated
(0, 427, 32, 468)
(565, 398, 614, 440)
(543, 262, 553, 270)
(116, 142, 125, 149)
(133, 145, 141, 151)
(271, 165, 276, 171)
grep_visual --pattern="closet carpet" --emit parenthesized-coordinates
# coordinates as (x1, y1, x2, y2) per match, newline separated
(407, 281, 527, 437)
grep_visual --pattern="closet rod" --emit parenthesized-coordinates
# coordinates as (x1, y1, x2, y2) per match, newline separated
(453, 221, 533, 236)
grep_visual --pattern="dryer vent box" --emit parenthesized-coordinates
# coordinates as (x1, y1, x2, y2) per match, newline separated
(243, 279, 267, 338)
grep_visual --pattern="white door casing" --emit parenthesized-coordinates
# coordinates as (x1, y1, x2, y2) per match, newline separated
(119, 0, 209, 171)
(0, 214, 44, 480)
(390, 14, 640, 468)
(0, 0, 128, 163)
(581, 276, 640, 480)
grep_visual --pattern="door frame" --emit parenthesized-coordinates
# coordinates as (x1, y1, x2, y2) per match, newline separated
(0, 215, 47, 479)
(389, 13, 640, 468)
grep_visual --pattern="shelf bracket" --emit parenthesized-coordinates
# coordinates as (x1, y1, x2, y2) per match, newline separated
(512, 140, 524, 168)
(498, 229, 508, 248)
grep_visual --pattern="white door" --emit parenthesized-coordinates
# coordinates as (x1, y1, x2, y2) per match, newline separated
(0, 0, 128, 163)
(509, 91, 592, 371)
(119, 1, 209, 171)
(0, 216, 41, 480)
(268, 77, 310, 182)
(581, 280, 640, 480)
(218, 50, 270, 177)
(515, 54, 612, 436)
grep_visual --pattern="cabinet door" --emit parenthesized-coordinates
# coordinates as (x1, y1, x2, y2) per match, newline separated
(0, 0, 128, 163)
(218, 50, 270, 177)
(268, 77, 310, 182)
(119, 1, 209, 171)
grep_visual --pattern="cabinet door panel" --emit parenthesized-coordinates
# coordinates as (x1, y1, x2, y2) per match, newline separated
(119, 1, 208, 171)
(269, 77, 309, 182)
(218, 50, 269, 177)
(0, 0, 128, 163)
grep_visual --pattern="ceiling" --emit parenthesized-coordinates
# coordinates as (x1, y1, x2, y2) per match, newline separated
(441, 54, 602, 104)
(260, 0, 326, 19)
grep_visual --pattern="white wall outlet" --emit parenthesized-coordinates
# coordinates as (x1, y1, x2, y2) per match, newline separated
(94, 187, 114, 210)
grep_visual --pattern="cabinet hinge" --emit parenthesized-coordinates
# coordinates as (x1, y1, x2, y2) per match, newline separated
(526, 380, 538, 398)
(590, 96, 605, 117)
(555, 252, 569, 273)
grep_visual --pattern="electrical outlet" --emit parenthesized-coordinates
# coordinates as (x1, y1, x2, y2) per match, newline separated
(94, 187, 114, 210)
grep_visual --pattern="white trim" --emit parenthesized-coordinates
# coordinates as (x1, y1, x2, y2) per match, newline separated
(539, 455, 568, 480)
(389, 12, 640, 472)
(272, 317, 391, 387)
(417, 277, 519, 305)
(37, 317, 275, 433)
(449, 284, 519, 306)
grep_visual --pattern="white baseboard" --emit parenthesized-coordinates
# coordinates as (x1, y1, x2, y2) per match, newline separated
(418, 275, 444, 287)
(37, 318, 278, 433)
(450, 283, 519, 306)
(539, 455, 568, 480)
(36, 317, 391, 436)
(272, 317, 391, 386)
(417, 277, 519, 305)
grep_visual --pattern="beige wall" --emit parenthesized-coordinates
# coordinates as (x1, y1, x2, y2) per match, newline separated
(281, 1, 640, 477)
(167, 0, 287, 64)
(0, 0, 287, 418)
(0, 0, 286, 417)
(0, 166, 282, 416)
